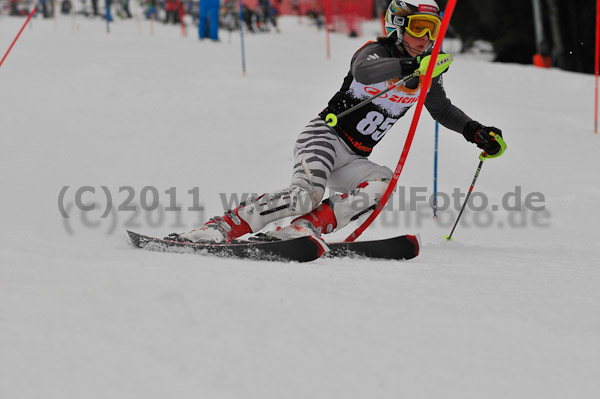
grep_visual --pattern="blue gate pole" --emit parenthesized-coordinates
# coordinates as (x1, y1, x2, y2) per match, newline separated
(237, 0, 246, 75)
(433, 120, 439, 219)
(432, 12, 444, 220)
(105, 0, 112, 33)
(433, 12, 444, 220)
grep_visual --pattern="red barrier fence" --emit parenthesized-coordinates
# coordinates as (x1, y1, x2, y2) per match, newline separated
(238, 0, 375, 35)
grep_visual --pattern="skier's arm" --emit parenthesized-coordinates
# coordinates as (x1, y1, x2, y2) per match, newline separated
(425, 76, 472, 133)
(351, 43, 418, 85)
(426, 76, 507, 157)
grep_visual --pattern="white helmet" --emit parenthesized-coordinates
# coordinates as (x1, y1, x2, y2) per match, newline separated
(385, 0, 441, 45)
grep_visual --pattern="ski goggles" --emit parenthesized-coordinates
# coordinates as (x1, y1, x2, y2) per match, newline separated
(393, 14, 441, 40)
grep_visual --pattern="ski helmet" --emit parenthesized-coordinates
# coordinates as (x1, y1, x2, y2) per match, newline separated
(385, 0, 441, 44)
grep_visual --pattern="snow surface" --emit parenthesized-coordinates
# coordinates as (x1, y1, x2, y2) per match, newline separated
(1, 14, 599, 399)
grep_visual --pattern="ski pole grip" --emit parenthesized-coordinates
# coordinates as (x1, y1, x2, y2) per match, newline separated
(479, 132, 507, 160)
(418, 54, 453, 78)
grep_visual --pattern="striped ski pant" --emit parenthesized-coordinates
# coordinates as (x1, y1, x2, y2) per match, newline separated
(216, 117, 394, 235)
(291, 117, 393, 206)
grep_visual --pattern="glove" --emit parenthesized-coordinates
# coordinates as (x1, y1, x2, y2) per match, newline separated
(399, 57, 420, 77)
(463, 121, 505, 157)
(400, 54, 452, 78)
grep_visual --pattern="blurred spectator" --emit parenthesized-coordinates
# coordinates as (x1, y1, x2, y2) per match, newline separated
(198, 0, 220, 41)
(258, 0, 279, 33)
(241, 4, 254, 32)
(145, 0, 157, 20)
(188, 0, 198, 24)
(306, 8, 324, 29)
(61, 0, 72, 14)
(121, 0, 132, 18)
(220, 0, 238, 33)
(164, 0, 180, 24)
(39, 0, 50, 17)
(91, 0, 99, 16)
(78, 0, 89, 16)
(8, 0, 32, 15)
(9, 0, 20, 16)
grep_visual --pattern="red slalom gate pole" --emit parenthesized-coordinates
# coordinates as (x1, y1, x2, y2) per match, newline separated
(595, 0, 599, 133)
(176, 0, 186, 37)
(345, 0, 458, 242)
(0, 8, 37, 70)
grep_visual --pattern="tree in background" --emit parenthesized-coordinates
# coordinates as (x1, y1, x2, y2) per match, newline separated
(437, 0, 596, 74)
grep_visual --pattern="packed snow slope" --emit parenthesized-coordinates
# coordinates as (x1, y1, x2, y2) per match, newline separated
(1, 14, 599, 399)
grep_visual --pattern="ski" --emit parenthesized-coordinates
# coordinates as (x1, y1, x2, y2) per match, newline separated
(326, 235, 420, 260)
(127, 230, 323, 263)
(128, 231, 419, 262)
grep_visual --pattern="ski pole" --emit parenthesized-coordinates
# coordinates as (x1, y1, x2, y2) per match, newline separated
(444, 157, 485, 241)
(325, 54, 453, 127)
(444, 133, 506, 241)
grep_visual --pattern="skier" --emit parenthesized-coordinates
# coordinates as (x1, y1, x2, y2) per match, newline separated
(167, 0, 506, 248)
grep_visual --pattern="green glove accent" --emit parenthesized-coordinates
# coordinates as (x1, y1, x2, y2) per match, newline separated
(479, 132, 507, 161)
(418, 53, 453, 78)
(325, 113, 338, 127)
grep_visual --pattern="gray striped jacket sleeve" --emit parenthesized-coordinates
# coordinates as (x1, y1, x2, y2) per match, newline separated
(351, 43, 409, 84)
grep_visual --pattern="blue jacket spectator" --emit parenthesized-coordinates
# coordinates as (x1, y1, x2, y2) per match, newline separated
(198, 0, 220, 41)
